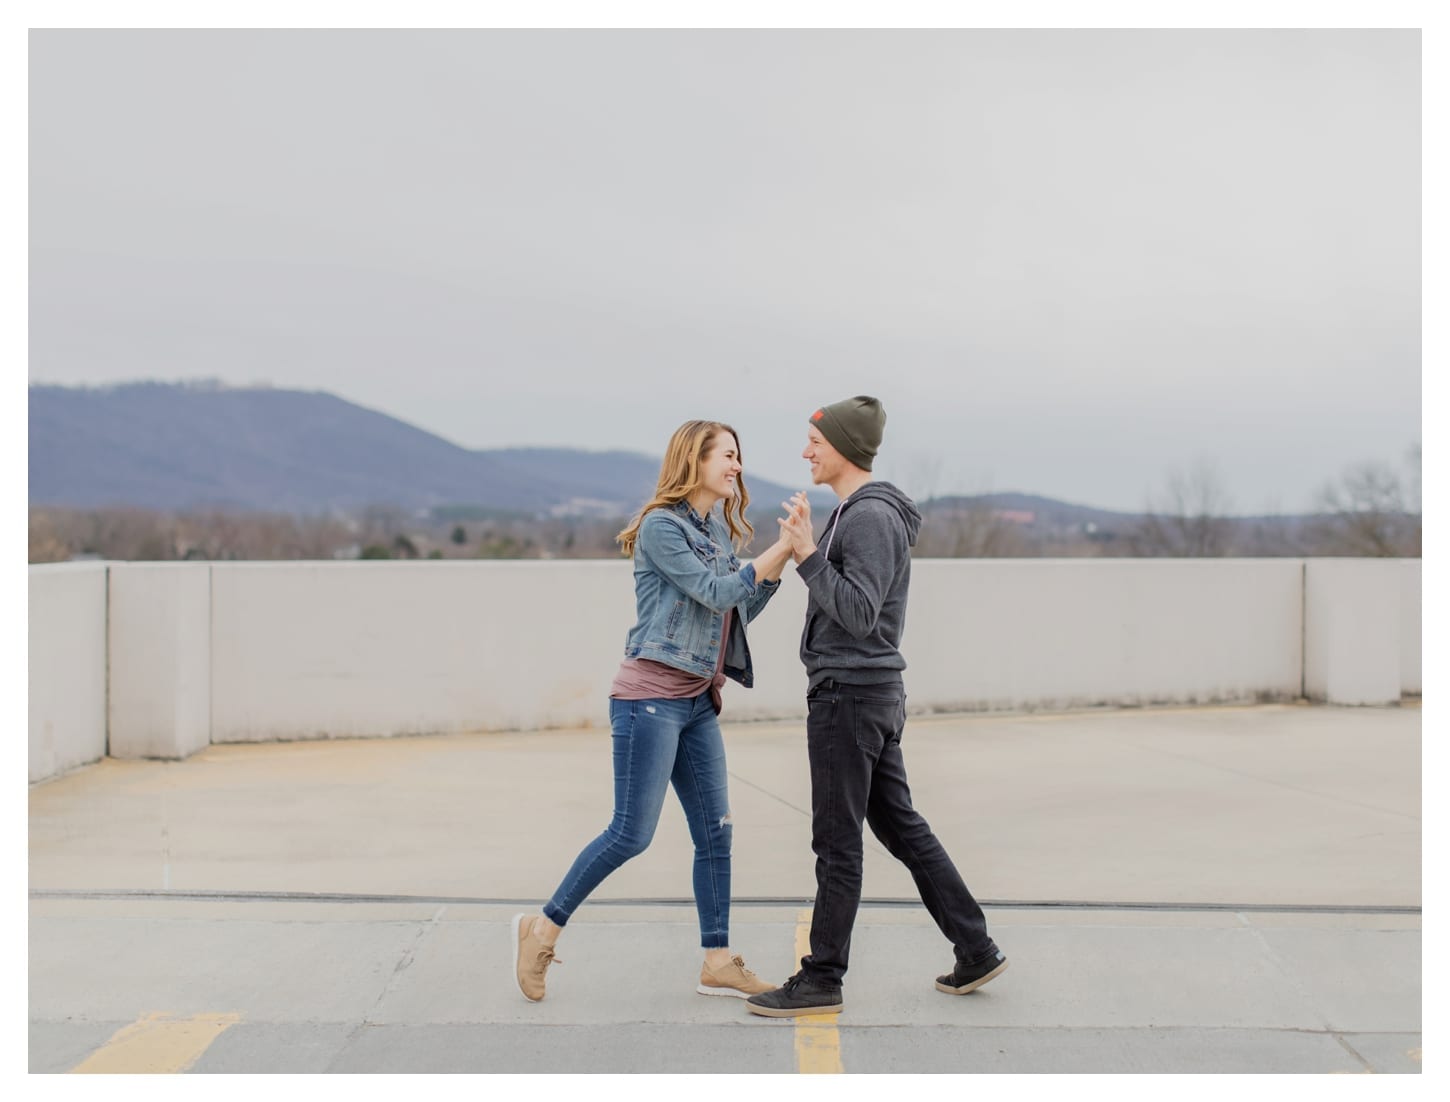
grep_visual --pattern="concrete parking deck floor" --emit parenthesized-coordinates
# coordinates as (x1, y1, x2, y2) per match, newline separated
(29, 702, 1422, 1074)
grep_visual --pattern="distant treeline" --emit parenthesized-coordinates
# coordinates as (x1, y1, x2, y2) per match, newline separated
(29, 489, 1420, 564)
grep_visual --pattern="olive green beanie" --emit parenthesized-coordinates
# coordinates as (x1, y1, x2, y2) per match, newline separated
(809, 395, 886, 471)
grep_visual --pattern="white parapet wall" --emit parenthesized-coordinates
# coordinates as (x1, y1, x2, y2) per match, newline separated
(209, 561, 640, 741)
(1304, 559, 1410, 706)
(1400, 559, 1422, 697)
(108, 564, 213, 759)
(900, 559, 1307, 713)
(28, 563, 109, 782)
(210, 558, 1318, 738)
(27, 557, 1423, 779)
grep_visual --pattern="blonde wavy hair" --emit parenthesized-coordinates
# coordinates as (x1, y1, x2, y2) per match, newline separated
(616, 420, 755, 557)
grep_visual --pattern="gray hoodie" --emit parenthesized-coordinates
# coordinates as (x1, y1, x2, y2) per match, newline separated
(795, 481, 923, 690)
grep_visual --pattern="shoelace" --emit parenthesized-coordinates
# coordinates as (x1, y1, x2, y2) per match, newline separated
(730, 955, 756, 977)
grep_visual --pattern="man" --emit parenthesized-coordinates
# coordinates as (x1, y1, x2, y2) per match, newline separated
(746, 395, 1007, 1018)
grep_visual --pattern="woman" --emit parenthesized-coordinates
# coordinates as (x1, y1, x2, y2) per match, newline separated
(512, 420, 796, 1002)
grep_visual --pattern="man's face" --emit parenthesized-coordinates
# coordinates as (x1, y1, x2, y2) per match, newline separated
(802, 425, 845, 486)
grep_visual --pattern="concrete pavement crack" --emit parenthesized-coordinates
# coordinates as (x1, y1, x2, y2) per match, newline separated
(1331, 1032, 1376, 1073)
(728, 770, 894, 859)
(328, 904, 446, 1068)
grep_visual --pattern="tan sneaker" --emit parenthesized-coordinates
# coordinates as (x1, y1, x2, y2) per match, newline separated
(512, 913, 561, 1002)
(697, 954, 774, 998)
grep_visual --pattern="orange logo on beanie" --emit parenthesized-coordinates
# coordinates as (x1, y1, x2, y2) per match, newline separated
(811, 409, 825, 421)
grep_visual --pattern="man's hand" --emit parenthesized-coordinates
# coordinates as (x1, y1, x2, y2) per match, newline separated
(778, 492, 816, 563)
(788, 491, 811, 531)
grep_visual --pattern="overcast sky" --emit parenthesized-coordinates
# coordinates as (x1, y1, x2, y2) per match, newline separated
(28, 27, 1421, 513)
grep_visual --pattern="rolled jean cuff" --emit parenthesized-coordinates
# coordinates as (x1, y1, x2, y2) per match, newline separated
(961, 941, 1000, 965)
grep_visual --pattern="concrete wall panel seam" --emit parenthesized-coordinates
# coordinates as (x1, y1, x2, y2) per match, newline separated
(104, 563, 112, 758)
(1305, 562, 1316, 701)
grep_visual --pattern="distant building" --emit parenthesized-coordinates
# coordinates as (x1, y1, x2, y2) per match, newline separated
(549, 497, 628, 519)
(992, 510, 1036, 526)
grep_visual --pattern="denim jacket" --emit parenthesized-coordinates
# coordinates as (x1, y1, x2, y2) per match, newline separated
(622, 501, 780, 687)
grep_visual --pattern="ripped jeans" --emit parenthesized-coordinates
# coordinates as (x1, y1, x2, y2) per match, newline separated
(544, 693, 733, 948)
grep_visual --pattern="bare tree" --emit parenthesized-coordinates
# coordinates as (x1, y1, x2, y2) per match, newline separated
(914, 503, 1027, 557)
(28, 510, 71, 563)
(357, 504, 411, 550)
(891, 454, 1034, 558)
(72, 508, 175, 560)
(1406, 442, 1422, 515)
(889, 451, 947, 507)
(289, 515, 356, 559)
(30, 506, 361, 562)
(1129, 460, 1235, 557)
(1306, 455, 1420, 557)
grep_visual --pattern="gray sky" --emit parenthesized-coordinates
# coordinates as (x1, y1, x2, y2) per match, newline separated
(28, 28, 1421, 513)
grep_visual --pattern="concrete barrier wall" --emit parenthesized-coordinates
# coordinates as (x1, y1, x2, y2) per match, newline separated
(1304, 560, 1407, 706)
(108, 564, 212, 759)
(27, 558, 1424, 778)
(1400, 559, 1422, 697)
(210, 558, 1315, 738)
(901, 559, 1307, 713)
(209, 561, 640, 741)
(28, 564, 108, 782)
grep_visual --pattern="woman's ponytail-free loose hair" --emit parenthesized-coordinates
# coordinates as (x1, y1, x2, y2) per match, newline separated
(616, 421, 754, 557)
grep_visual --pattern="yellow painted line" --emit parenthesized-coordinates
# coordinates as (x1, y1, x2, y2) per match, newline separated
(792, 908, 842, 1074)
(71, 1012, 241, 1074)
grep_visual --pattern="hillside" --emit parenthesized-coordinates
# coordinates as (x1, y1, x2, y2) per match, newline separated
(27, 382, 822, 515)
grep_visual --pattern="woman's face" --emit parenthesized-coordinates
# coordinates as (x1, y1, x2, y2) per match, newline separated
(696, 431, 743, 505)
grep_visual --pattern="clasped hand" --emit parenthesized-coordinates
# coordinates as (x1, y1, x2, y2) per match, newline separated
(777, 491, 815, 563)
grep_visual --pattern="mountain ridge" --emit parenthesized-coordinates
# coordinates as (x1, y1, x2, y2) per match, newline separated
(32, 382, 1331, 528)
(27, 381, 835, 516)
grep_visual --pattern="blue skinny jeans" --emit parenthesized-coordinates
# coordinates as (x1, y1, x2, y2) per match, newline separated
(544, 692, 733, 948)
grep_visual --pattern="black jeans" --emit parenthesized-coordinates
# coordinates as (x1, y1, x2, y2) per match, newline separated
(800, 678, 997, 988)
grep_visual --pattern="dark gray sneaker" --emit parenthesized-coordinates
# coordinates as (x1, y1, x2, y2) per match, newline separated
(935, 949, 1009, 994)
(745, 972, 844, 1018)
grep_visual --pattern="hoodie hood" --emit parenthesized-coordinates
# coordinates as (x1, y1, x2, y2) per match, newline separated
(840, 480, 922, 547)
